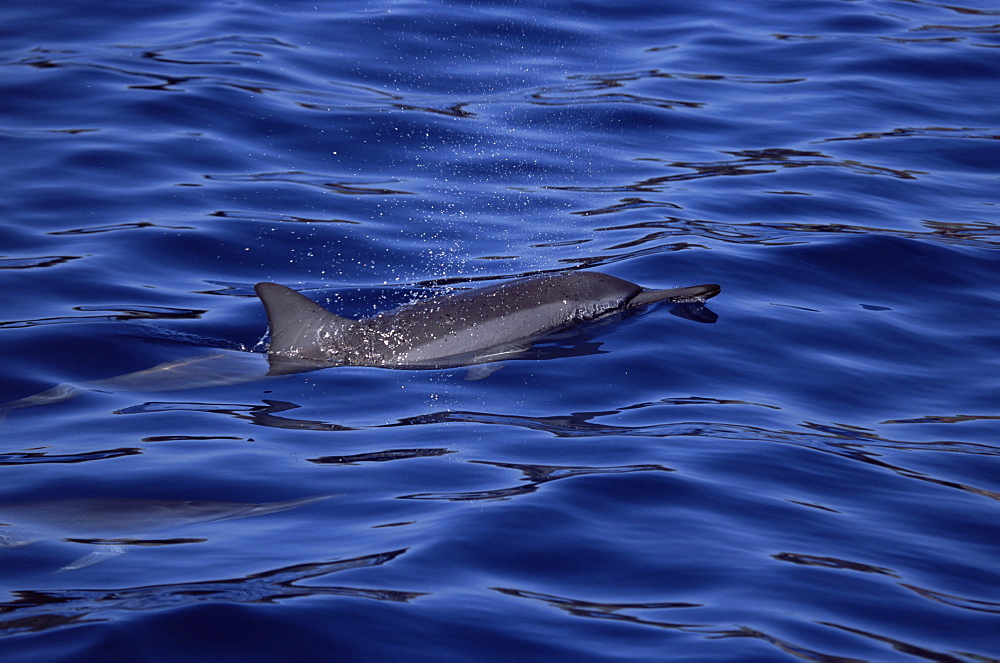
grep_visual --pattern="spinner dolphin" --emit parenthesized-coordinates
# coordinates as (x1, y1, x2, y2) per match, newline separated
(256, 270, 720, 372)
(1, 271, 719, 412)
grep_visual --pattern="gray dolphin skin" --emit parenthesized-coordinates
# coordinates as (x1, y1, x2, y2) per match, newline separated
(0, 495, 332, 572)
(256, 270, 720, 371)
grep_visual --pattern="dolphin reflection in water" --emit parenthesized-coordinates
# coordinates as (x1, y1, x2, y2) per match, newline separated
(0, 495, 332, 572)
(2, 270, 719, 409)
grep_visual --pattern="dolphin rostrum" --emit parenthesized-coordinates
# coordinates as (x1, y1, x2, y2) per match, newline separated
(0, 494, 333, 572)
(256, 270, 720, 372)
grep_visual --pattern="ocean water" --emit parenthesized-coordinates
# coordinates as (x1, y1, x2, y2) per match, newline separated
(2, 0, 999, 660)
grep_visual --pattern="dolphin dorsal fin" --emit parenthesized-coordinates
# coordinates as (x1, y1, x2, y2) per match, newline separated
(254, 283, 355, 360)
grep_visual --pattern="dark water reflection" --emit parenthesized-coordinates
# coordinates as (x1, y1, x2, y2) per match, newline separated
(549, 148, 921, 194)
(0, 448, 143, 466)
(492, 587, 880, 663)
(399, 460, 674, 502)
(586, 215, 1000, 250)
(1, 306, 206, 329)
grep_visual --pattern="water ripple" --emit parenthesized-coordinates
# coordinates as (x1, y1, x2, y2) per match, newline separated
(546, 148, 921, 195)
(0, 256, 82, 270)
(399, 460, 674, 501)
(0, 448, 142, 466)
(0, 549, 420, 638)
(0, 306, 206, 329)
(203, 171, 415, 195)
(493, 587, 868, 663)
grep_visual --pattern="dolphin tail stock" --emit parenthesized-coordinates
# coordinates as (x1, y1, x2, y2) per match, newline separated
(1, 352, 275, 422)
(628, 283, 721, 307)
(228, 494, 337, 520)
(1, 383, 86, 425)
(254, 283, 355, 364)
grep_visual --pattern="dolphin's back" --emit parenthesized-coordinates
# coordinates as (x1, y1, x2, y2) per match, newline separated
(352, 271, 643, 366)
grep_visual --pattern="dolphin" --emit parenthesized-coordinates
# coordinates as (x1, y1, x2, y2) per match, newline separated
(256, 270, 720, 372)
(0, 494, 333, 572)
(0, 271, 719, 413)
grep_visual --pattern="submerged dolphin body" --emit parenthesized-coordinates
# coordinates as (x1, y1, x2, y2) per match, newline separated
(256, 271, 720, 372)
(0, 350, 273, 416)
(0, 495, 332, 572)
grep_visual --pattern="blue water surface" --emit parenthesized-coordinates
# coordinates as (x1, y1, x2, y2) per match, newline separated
(2, 0, 999, 660)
